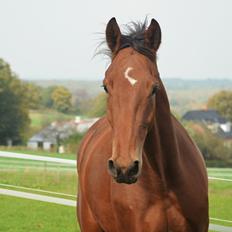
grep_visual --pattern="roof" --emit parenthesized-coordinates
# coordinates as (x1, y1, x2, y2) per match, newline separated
(182, 110, 227, 124)
(28, 118, 100, 143)
(28, 122, 77, 143)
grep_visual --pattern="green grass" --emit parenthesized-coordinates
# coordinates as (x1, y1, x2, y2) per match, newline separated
(0, 158, 231, 231)
(209, 179, 232, 227)
(0, 158, 78, 232)
(0, 158, 76, 196)
(0, 195, 79, 232)
(208, 167, 232, 179)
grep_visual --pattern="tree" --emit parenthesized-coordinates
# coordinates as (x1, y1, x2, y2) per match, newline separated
(0, 58, 30, 144)
(183, 121, 231, 166)
(88, 93, 107, 117)
(207, 91, 232, 121)
(51, 86, 72, 113)
(41, 86, 57, 108)
(24, 83, 42, 109)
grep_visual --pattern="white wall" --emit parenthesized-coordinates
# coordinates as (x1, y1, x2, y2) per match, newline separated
(27, 141, 38, 150)
(220, 122, 231, 133)
(43, 142, 52, 150)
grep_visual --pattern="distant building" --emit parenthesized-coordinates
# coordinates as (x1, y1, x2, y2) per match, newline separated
(75, 117, 99, 133)
(27, 121, 76, 151)
(27, 117, 100, 151)
(182, 109, 232, 141)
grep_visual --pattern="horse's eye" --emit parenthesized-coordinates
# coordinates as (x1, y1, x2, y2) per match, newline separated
(102, 85, 108, 93)
(151, 85, 159, 96)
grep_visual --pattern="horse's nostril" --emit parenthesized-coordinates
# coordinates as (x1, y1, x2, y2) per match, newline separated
(108, 159, 114, 169)
(127, 160, 140, 177)
(134, 160, 139, 166)
(108, 159, 140, 182)
(108, 159, 117, 177)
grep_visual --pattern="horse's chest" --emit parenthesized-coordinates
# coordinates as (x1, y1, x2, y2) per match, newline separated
(165, 192, 190, 231)
(84, 157, 189, 231)
(109, 195, 189, 232)
(94, 188, 189, 232)
(100, 184, 167, 232)
(112, 199, 167, 232)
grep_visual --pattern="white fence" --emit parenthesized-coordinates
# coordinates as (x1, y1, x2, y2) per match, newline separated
(0, 151, 76, 165)
(1, 151, 232, 182)
(0, 151, 232, 232)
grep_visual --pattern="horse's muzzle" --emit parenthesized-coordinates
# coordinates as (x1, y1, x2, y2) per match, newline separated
(108, 159, 140, 184)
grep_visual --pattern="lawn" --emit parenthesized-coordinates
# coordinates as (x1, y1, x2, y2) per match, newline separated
(208, 168, 232, 179)
(0, 157, 78, 232)
(0, 158, 231, 231)
(0, 195, 79, 232)
(209, 179, 232, 227)
(0, 158, 76, 196)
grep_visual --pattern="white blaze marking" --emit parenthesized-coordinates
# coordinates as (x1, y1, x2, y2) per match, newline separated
(124, 67, 137, 86)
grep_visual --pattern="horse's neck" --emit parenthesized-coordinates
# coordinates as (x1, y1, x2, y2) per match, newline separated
(144, 82, 182, 190)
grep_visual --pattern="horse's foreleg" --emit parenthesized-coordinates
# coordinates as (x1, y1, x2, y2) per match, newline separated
(77, 191, 103, 232)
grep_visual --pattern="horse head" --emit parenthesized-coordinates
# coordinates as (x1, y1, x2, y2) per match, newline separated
(103, 18, 162, 184)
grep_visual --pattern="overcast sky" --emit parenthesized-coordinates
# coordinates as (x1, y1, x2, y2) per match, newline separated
(0, 0, 231, 80)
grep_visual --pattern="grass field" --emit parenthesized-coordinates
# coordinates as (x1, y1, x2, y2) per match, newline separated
(209, 180, 232, 227)
(29, 110, 75, 129)
(0, 156, 231, 231)
(0, 158, 76, 195)
(0, 195, 79, 232)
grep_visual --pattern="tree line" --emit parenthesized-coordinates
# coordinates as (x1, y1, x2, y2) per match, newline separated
(0, 58, 73, 145)
(1, 57, 232, 167)
(24, 83, 72, 113)
(0, 58, 107, 145)
(0, 59, 29, 144)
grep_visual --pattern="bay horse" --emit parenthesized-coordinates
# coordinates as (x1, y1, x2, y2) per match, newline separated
(77, 18, 209, 232)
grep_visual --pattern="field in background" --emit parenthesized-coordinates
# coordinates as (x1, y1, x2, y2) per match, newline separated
(31, 79, 232, 115)
(0, 155, 232, 231)
(29, 109, 75, 131)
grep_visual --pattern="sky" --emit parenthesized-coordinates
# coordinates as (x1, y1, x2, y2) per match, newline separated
(0, 0, 231, 80)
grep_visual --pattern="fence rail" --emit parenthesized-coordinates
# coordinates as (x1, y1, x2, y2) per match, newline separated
(1, 151, 232, 181)
(0, 188, 231, 232)
(1, 150, 232, 232)
(0, 151, 76, 165)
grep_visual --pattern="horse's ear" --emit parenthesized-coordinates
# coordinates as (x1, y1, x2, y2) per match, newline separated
(144, 19, 161, 51)
(106, 17, 122, 53)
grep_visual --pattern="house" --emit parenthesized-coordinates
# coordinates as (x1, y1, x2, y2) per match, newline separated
(27, 117, 100, 151)
(27, 128, 56, 150)
(27, 121, 77, 151)
(75, 117, 99, 133)
(182, 109, 232, 141)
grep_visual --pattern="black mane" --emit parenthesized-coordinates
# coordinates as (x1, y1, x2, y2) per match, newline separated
(97, 19, 156, 61)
